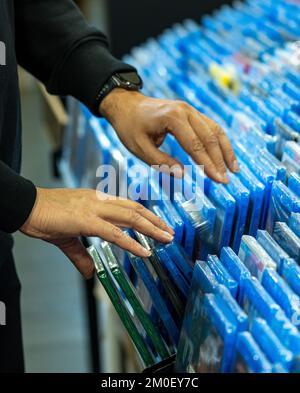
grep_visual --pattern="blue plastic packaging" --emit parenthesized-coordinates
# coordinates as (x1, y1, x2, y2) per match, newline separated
(225, 173, 250, 253)
(266, 181, 300, 234)
(207, 255, 238, 299)
(207, 182, 236, 253)
(128, 254, 179, 346)
(164, 242, 194, 284)
(236, 160, 265, 237)
(251, 318, 293, 370)
(155, 246, 190, 299)
(288, 213, 300, 238)
(281, 258, 300, 298)
(176, 293, 238, 373)
(256, 229, 290, 274)
(233, 332, 273, 373)
(262, 268, 300, 322)
(220, 247, 251, 305)
(273, 222, 300, 264)
(238, 235, 277, 281)
(288, 173, 300, 198)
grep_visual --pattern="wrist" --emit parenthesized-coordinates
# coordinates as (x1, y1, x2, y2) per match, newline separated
(99, 88, 144, 124)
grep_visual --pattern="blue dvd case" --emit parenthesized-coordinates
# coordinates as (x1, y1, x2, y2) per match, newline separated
(214, 286, 248, 333)
(288, 172, 300, 198)
(243, 279, 300, 357)
(225, 173, 250, 253)
(242, 276, 282, 328)
(127, 254, 179, 346)
(236, 160, 265, 237)
(164, 242, 194, 284)
(233, 140, 276, 229)
(288, 213, 300, 238)
(273, 222, 300, 264)
(233, 332, 272, 373)
(238, 236, 277, 281)
(173, 193, 196, 259)
(262, 268, 300, 322)
(155, 246, 190, 299)
(207, 182, 236, 254)
(251, 318, 293, 370)
(207, 255, 238, 299)
(220, 247, 251, 305)
(281, 258, 300, 298)
(266, 180, 300, 234)
(256, 229, 290, 274)
(176, 293, 238, 373)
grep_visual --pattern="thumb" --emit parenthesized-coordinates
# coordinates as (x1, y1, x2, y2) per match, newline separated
(140, 139, 184, 178)
(57, 238, 95, 279)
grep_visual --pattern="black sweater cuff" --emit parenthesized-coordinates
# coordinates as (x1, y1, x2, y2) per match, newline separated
(52, 40, 136, 116)
(0, 162, 37, 233)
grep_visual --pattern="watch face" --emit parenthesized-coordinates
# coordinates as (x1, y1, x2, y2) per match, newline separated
(117, 72, 142, 86)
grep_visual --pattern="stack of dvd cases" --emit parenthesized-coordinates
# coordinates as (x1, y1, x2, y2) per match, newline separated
(61, 0, 300, 373)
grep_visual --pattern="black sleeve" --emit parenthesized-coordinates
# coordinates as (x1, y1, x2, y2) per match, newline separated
(14, 0, 136, 116)
(0, 161, 37, 233)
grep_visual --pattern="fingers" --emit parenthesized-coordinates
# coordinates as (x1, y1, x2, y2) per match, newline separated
(58, 238, 95, 279)
(135, 137, 184, 178)
(167, 102, 238, 183)
(200, 113, 239, 173)
(170, 119, 225, 183)
(96, 202, 174, 243)
(188, 112, 229, 183)
(105, 199, 174, 235)
(89, 219, 152, 258)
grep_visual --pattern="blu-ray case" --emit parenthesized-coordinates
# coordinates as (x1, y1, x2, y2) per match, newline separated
(127, 253, 179, 346)
(155, 246, 190, 299)
(238, 235, 276, 281)
(256, 229, 289, 274)
(207, 255, 238, 298)
(281, 258, 300, 298)
(220, 247, 251, 305)
(134, 232, 185, 319)
(164, 242, 194, 284)
(176, 293, 237, 373)
(273, 222, 300, 264)
(251, 318, 293, 370)
(288, 172, 300, 198)
(236, 159, 265, 237)
(207, 182, 236, 253)
(266, 180, 300, 234)
(88, 246, 155, 367)
(101, 242, 170, 360)
(242, 276, 282, 328)
(225, 173, 250, 253)
(233, 332, 272, 373)
(262, 268, 300, 322)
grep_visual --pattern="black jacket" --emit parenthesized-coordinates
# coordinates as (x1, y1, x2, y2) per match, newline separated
(0, 0, 134, 252)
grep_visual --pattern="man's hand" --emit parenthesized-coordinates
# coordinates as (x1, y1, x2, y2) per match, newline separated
(100, 89, 239, 183)
(21, 188, 174, 279)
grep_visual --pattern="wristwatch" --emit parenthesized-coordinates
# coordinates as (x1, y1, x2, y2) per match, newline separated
(96, 71, 143, 106)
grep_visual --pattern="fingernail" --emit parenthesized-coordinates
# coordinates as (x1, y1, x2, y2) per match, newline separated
(160, 231, 174, 242)
(223, 173, 229, 184)
(172, 166, 183, 178)
(232, 160, 240, 173)
(140, 247, 152, 257)
(169, 227, 175, 235)
(216, 172, 224, 183)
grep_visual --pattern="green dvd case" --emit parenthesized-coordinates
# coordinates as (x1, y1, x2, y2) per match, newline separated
(88, 246, 155, 367)
(101, 242, 170, 360)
